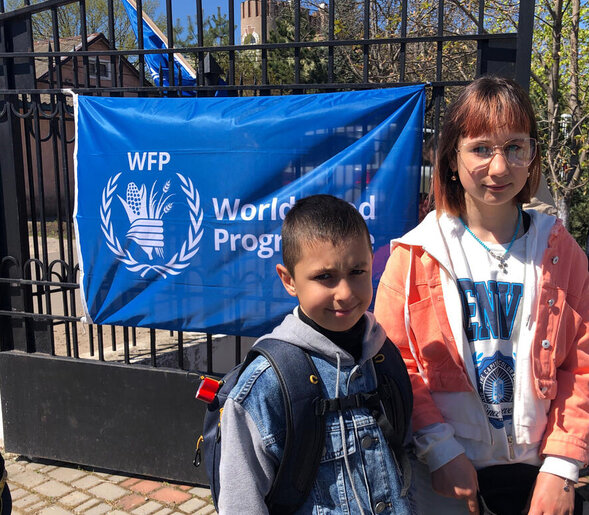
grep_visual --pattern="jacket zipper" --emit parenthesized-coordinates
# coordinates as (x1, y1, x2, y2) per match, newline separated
(507, 435, 515, 459)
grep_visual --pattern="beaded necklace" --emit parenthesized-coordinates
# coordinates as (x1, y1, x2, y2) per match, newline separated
(459, 205, 522, 273)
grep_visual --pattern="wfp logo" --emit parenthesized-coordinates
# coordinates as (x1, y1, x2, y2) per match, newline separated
(100, 172, 203, 278)
(119, 180, 171, 260)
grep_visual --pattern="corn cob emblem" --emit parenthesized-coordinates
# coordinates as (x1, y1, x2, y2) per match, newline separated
(118, 180, 173, 260)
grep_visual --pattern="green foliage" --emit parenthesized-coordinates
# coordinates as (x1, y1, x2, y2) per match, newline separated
(175, 8, 232, 48)
(267, 3, 328, 88)
(174, 9, 233, 80)
(204, 8, 232, 47)
(569, 183, 589, 251)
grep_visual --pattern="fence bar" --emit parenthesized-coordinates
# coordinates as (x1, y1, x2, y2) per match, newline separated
(108, 0, 117, 89)
(260, 0, 268, 88)
(294, 0, 300, 85)
(206, 333, 213, 373)
(111, 325, 117, 351)
(235, 335, 242, 365)
(196, 0, 204, 90)
(178, 331, 184, 369)
(150, 327, 156, 366)
(165, 0, 175, 88)
(79, 0, 90, 88)
(97, 325, 104, 360)
(135, 0, 145, 86)
(228, 0, 235, 87)
(436, 0, 443, 83)
(0, 16, 35, 352)
(363, 0, 369, 83)
(399, 0, 407, 81)
(327, 0, 334, 83)
(515, 0, 535, 90)
(123, 326, 130, 364)
(89, 324, 94, 356)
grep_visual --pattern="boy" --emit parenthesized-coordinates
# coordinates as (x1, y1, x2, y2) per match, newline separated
(218, 194, 413, 514)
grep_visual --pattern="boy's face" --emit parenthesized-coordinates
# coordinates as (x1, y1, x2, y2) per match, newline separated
(276, 235, 373, 332)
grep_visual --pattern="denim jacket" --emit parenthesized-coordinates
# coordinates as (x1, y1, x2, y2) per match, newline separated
(218, 310, 414, 515)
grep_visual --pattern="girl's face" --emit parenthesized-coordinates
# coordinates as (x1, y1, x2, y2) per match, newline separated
(454, 130, 532, 213)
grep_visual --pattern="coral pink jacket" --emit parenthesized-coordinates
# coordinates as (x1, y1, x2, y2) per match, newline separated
(374, 216, 589, 464)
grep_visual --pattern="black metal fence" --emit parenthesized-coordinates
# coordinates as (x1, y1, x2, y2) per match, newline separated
(0, 0, 535, 483)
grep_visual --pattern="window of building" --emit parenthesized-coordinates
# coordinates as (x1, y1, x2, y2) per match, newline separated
(89, 60, 112, 81)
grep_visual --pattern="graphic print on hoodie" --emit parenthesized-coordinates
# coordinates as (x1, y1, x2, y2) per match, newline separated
(455, 229, 528, 432)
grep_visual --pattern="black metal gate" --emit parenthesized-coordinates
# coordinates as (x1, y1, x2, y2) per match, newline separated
(0, 0, 534, 484)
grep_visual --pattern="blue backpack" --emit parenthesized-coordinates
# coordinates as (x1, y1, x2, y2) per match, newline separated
(194, 338, 412, 513)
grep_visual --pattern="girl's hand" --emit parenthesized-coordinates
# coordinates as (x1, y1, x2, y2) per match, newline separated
(431, 453, 479, 514)
(528, 472, 575, 515)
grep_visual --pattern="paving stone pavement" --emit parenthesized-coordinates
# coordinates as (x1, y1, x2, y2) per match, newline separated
(3, 448, 215, 515)
(5, 446, 589, 514)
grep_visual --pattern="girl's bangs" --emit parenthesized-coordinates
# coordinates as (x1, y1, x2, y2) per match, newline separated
(459, 94, 531, 138)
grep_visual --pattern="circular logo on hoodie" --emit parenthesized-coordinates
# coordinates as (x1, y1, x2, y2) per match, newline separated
(476, 351, 514, 429)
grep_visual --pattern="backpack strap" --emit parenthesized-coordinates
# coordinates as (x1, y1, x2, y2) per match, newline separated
(373, 338, 412, 445)
(373, 338, 413, 496)
(249, 339, 325, 514)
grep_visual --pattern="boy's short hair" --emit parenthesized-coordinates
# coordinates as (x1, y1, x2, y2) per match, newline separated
(282, 194, 372, 275)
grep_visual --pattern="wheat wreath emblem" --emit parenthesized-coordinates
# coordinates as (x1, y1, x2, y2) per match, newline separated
(100, 173, 203, 278)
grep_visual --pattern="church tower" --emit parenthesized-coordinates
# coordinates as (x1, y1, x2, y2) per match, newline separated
(240, 0, 281, 45)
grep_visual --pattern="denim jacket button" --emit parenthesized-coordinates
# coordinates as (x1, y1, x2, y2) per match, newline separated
(361, 436, 373, 449)
(375, 501, 387, 513)
(542, 339, 551, 349)
(552, 256, 559, 264)
(547, 299, 555, 307)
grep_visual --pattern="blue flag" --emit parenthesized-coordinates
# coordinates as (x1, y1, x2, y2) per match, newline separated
(74, 87, 425, 336)
(121, 0, 197, 91)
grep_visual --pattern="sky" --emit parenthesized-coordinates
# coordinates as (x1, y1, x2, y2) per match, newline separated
(156, 0, 219, 22)
(155, 0, 241, 39)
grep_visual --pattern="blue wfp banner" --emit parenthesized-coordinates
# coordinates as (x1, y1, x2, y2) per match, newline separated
(74, 87, 425, 336)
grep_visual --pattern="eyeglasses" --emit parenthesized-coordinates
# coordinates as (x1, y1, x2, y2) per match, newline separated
(456, 137, 537, 169)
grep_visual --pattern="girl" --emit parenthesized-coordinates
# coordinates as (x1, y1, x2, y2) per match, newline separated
(374, 76, 588, 515)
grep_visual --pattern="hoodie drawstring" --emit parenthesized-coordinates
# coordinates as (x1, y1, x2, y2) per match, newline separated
(335, 352, 366, 515)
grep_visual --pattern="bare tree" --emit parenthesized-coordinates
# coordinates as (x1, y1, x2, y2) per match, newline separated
(530, 0, 588, 229)
(5, 0, 161, 50)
